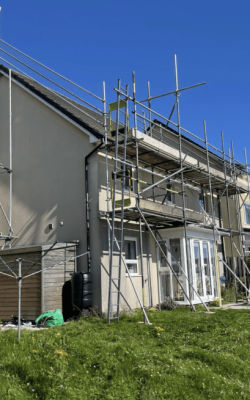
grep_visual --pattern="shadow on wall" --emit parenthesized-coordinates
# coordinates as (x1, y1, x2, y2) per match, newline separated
(13, 204, 58, 246)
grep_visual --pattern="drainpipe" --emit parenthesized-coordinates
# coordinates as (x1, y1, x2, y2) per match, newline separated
(85, 139, 104, 272)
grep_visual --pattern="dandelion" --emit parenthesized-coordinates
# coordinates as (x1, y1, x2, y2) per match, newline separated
(72, 373, 76, 376)
(54, 349, 68, 357)
(32, 350, 37, 353)
(157, 333, 160, 336)
(50, 367, 53, 371)
(27, 383, 30, 386)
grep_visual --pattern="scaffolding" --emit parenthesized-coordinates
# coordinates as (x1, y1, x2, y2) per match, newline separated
(105, 55, 250, 321)
(0, 41, 250, 324)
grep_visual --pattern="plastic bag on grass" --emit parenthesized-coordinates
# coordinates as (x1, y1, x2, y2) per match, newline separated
(35, 309, 64, 327)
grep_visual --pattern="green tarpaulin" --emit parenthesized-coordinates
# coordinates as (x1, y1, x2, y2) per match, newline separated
(35, 309, 64, 327)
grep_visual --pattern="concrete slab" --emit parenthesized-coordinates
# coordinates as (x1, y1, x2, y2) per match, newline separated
(218, 302, 250, 310)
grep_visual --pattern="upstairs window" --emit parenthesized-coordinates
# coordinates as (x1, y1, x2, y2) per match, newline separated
(245, 204, 250, 225)
(199, 189, 205, 211)
(166, 180, 173, 204)
(121, 164, 133, 192)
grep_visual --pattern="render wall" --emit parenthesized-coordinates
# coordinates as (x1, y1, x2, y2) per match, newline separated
(0, 74, 97, 274)
(99, 219, 159, 312)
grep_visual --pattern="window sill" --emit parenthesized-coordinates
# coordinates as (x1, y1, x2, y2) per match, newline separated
(126, 274, 141, 277)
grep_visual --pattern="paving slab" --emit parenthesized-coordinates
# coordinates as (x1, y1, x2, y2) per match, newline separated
(220, 302, 250, 310)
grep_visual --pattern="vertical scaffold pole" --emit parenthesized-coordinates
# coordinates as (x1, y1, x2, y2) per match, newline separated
(103, 81, 111, 296)
(108, 79, 121, 324)
(133, 72, 146, 319)
(203, 121, 220, 303)
(147, 82, 152, 137)
(174, 55, 194, 310)
(244, 147, 250, 291)
(221, 132, 237, 302)
(231, 140, 247, 299)
(117, 84, 129, 320)
(9, 69, 12, 247)
(17, 258, 22, 342)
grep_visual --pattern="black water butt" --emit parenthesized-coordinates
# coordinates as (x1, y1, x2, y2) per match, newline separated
(71, 272, 93, 310)
(62, 280, 74, 321)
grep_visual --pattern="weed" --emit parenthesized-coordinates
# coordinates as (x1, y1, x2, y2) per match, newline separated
(209, 299, 220, 307)
(157, 297, 179, 311)
(221, 283, 246, 304)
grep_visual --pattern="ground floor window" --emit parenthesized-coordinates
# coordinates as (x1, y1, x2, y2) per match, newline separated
(158, 239, 185, 302)
(157, 236, 218, 304)
(124, 237, 138, 275)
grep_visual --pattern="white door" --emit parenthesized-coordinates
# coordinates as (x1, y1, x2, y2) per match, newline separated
(191, 239, 216, 302)
(158, 239, 187, 303)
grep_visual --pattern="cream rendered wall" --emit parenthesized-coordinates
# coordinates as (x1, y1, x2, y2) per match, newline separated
(0, 74, 100, 289)
(240, 193, 250, 230)
(97, 152, 160, 311)
(220, 196, 240, 258)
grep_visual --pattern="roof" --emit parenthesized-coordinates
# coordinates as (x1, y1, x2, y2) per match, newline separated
(0, 65, 105, 140)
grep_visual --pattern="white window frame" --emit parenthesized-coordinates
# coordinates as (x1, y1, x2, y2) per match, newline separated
(124, 237, 138, 276)
(245, 203, 250, 225)
(190, 238, 215, 301)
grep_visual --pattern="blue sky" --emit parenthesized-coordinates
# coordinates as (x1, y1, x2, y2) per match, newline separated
(0, 0, 249, 163)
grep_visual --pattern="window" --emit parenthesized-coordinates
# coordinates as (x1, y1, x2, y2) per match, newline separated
(210, 242, 218, 297)
(203, 242, 212, 295)
(158, 241, 172, 302)
(166, 180, 173, 203)
(170, 239, 184, 301)
(245, 204, 250, 225)
(199, 189, 205, 211)
(124, 238, 138, 275)
(194, 241, 204, 296)
(121, 164, 133, 192)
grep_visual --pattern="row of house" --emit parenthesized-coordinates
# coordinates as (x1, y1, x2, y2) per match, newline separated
(0, 62, 249, 320)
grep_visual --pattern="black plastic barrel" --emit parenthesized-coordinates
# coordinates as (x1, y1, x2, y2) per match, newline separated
(62, 280, 74, 321)
(71, 272, 93, 310)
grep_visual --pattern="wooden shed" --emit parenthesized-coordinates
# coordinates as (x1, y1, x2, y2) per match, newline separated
(0, 242, 78, 322)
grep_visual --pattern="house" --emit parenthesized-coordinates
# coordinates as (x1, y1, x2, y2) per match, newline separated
(0, 61, 248, 321)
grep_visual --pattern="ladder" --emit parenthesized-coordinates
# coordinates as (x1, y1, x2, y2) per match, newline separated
(107, 80, 129, 323)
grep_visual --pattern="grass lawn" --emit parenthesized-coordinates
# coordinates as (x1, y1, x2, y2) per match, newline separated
(0, 307, 250, 399)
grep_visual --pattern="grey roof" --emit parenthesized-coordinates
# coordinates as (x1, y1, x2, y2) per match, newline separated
(0, 65, 106, 140)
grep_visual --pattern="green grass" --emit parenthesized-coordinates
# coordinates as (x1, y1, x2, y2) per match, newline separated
(1, 308, 250, 399)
